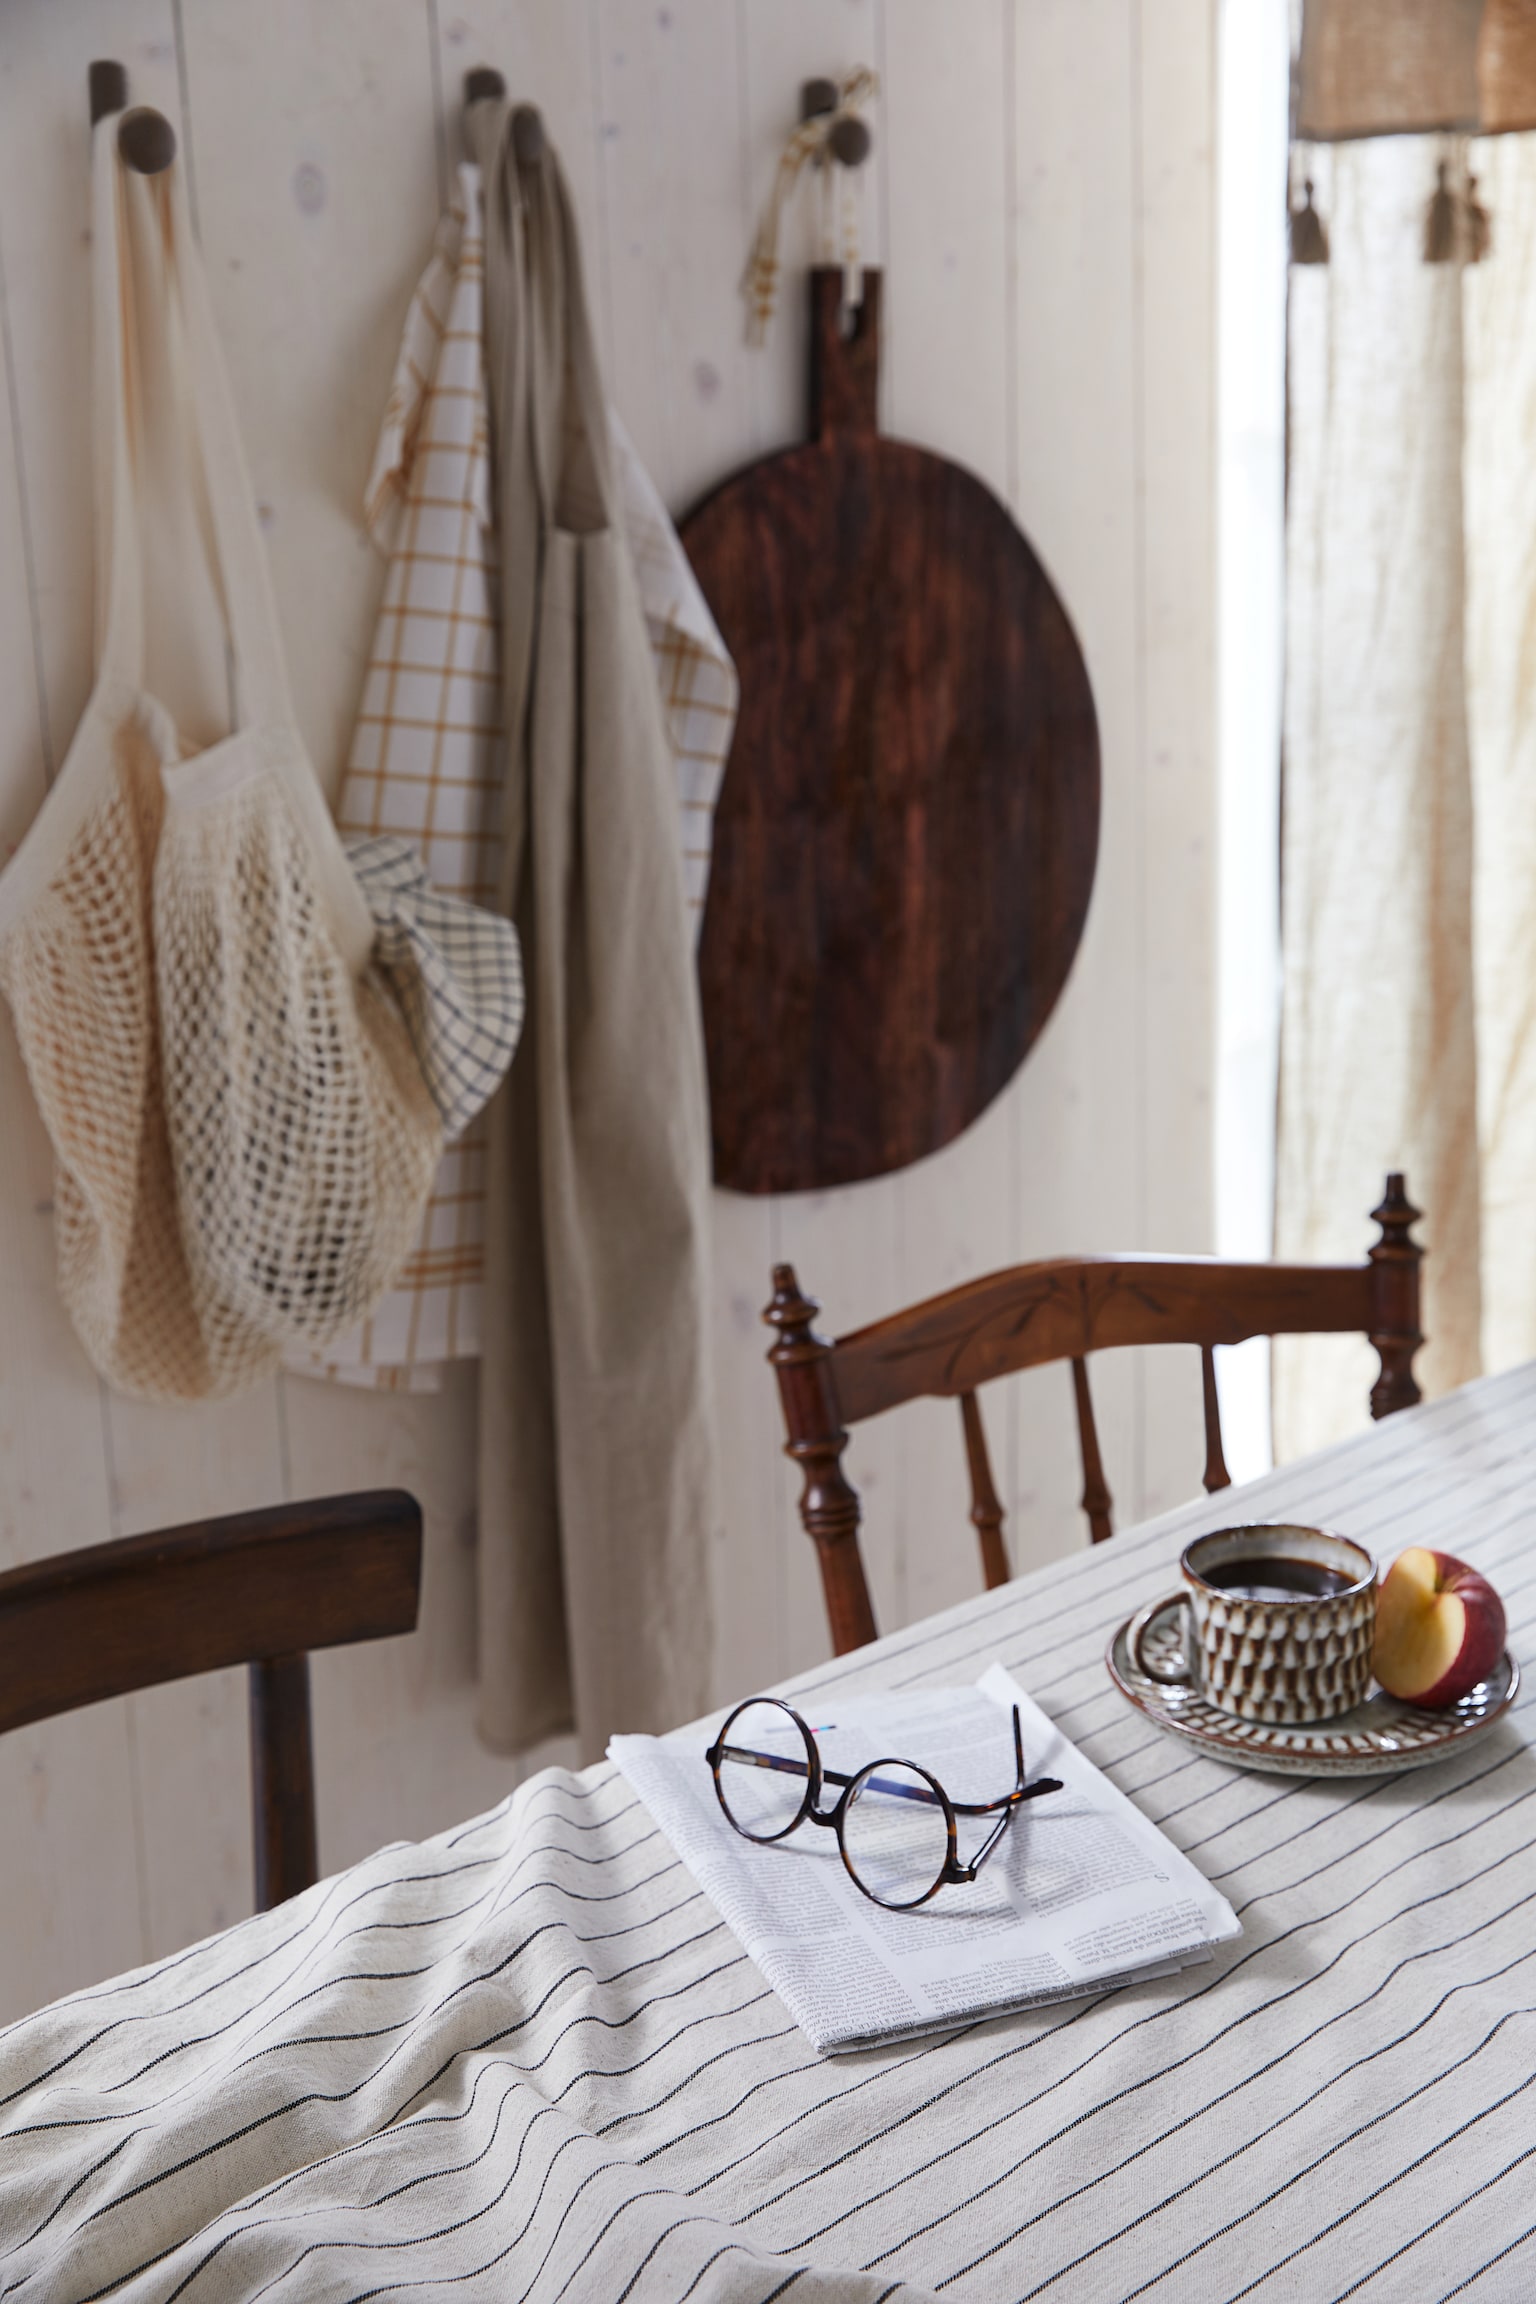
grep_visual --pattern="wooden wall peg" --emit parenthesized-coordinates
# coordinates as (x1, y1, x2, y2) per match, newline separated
(511, 105, 545, 165)
(89, 59, 128, 125)
(118, 109, 177, 175)
(827, 114, 872, 167)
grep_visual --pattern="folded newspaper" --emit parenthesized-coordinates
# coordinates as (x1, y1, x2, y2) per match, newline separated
(611, 1663, 1240, 2054)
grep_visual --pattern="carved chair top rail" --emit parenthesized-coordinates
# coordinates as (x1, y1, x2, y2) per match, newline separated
(827, 1255, 1377, 1425)
(0, 1491, 422, 1737)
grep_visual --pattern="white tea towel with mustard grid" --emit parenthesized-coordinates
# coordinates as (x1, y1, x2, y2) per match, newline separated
(296, 163, 735, 1391)
(0, 121, 447, 1403)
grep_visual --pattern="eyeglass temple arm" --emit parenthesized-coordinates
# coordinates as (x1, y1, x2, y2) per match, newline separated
(949, 1706, 1061, 1814)
(962, 1771, 1063, 1878)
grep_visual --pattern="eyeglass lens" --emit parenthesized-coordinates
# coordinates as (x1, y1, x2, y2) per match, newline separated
(842, 1759, 950, 1906)
(714, 1700, 813, 1840)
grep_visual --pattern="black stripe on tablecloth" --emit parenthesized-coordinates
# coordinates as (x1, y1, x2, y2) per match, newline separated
(1437, 2205, 1536, 2303)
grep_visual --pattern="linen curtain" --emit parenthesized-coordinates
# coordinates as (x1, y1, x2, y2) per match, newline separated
(1276, 128, 1536, 1455)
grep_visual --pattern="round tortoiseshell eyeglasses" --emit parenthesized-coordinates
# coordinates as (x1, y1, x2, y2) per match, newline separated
(705, 1696, 1062, 1910)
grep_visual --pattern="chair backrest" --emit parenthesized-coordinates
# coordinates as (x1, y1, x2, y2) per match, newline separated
(766, 1175, 1424, 1655)
(0, 1490, 422, 1909)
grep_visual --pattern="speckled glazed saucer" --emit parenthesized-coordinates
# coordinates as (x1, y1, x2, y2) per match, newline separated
(1107, 1597, 1520, 1777)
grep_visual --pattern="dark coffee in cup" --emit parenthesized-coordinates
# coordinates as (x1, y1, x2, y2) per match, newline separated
(1202, 1557, 1355, 1604)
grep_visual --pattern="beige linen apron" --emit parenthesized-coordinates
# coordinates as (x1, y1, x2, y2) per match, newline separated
(470, 101, 716, 1758)
(0, 122, 441, 1400)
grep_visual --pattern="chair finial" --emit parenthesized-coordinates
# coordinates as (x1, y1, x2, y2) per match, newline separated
(764, 1263, 822, 1360)
(1367, 1172, 1424, 1418)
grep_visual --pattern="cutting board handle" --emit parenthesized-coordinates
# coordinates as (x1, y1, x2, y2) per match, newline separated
(809, 266, 881, 442)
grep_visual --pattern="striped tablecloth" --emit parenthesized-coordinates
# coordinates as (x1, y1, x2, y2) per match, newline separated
(3, 1366, 1534, 2301)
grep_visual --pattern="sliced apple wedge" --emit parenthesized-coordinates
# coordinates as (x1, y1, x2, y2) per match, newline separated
(1373, 1547, 1506, 1709)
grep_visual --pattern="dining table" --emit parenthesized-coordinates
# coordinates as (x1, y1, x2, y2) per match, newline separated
(2, 1361, 1534, 2302)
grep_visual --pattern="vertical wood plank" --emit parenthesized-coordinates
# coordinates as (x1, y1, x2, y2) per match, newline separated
(1003, 0, 1143, 1568)
(1134, 0, 1219, 1518)
(0, 0, 185, 2014)
(178, 0, 442, 797)
(738, 0, 890, 1673)
(882, 0, 1018, 1630)
(281, 1368, 560, 1873)
(594, 0, 753, 509)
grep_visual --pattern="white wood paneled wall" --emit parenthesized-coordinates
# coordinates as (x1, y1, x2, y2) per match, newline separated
(0, 0, 1217, 2020)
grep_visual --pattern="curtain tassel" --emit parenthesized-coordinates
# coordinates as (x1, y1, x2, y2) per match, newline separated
(1424, 160, 1460, 263)
(1465, 171, 1492, 263)
(1290, 179, 1330, 267)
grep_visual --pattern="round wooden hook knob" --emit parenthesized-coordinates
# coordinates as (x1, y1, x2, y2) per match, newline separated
(118, 107, 177, 175)
(89, 59, 129, 126)
(827, 114, 872, 168)
(801, 78, 839, 122)
(464, 66, 506, 106)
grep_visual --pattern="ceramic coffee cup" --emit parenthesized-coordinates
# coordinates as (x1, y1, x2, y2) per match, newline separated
(1127, 1524, 1377, 1725)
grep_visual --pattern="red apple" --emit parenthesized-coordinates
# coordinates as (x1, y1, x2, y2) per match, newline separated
(1373, 1548, 1506, 1709)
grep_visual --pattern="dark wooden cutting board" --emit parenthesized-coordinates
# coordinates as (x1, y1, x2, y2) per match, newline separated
(683, 268, 1099, 1195)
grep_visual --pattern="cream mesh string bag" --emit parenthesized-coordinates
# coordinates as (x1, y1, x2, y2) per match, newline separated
(0, 122, 441, 1401)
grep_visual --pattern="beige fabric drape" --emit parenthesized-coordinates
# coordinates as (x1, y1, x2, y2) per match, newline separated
(468, 100, 716, 1760)
(1463, 136, 1536, 1374)
(1277, 132, 1536, 1455)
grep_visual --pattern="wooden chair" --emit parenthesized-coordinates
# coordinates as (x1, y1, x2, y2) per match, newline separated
(766, 1174, 1424, 1655)
(0, 1491, 422, 1910)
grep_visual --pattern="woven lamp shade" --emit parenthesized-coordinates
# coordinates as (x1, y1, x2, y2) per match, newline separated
(1298, 0, 1536, 139)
